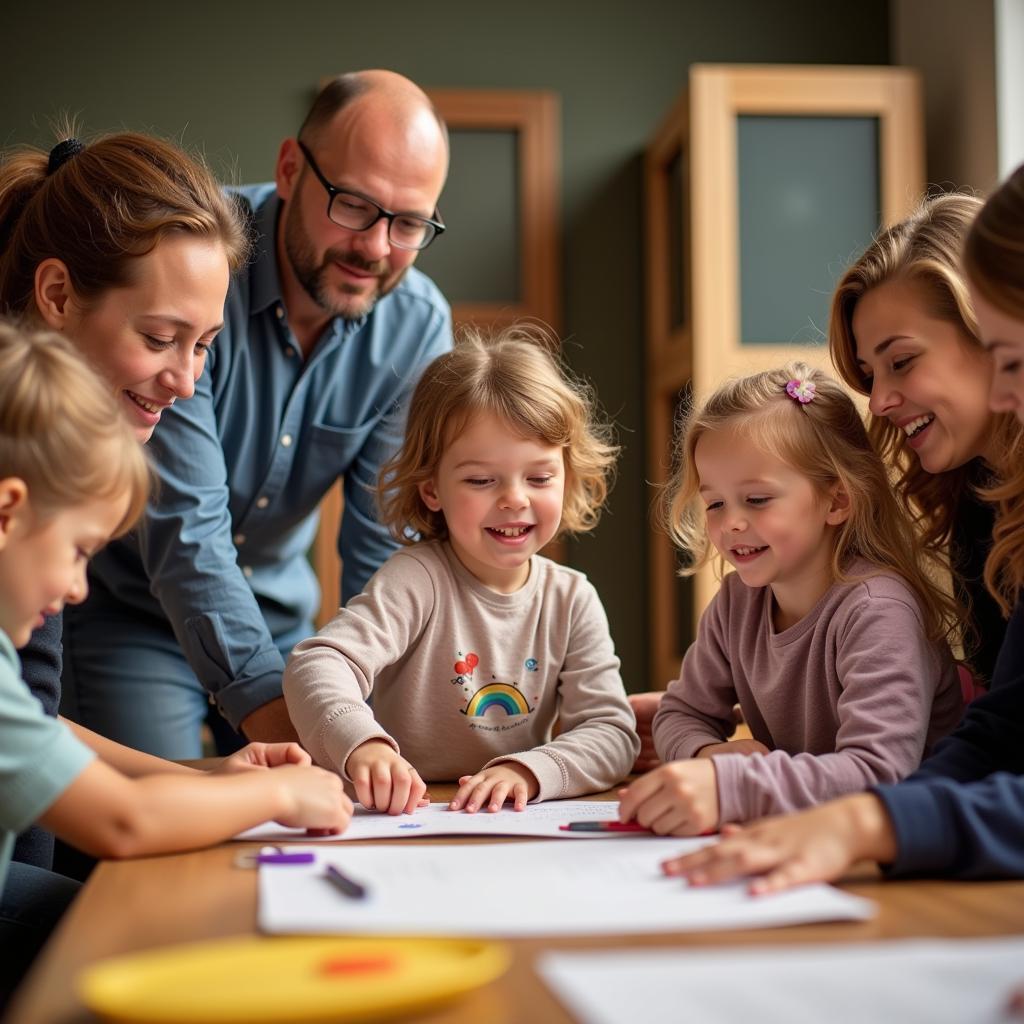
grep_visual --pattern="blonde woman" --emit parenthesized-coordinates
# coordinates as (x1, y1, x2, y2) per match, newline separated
(659, 169, 1024, 888)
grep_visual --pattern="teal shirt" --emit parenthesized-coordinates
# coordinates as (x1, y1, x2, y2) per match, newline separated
(0, 629, 93, 893)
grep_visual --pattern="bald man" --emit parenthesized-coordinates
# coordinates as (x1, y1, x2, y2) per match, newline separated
(63, 72, 453, 755)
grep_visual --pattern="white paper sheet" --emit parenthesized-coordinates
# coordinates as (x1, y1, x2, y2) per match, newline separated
(538, 938, 1024, 1024)
(258, 839, 874, 937)
(236, 800, 659, 842)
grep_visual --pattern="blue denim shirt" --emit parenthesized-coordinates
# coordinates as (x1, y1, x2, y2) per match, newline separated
(85, 185, 453, 728)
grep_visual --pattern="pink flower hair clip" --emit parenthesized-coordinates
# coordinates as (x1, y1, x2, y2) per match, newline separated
(785, 378, 816, 404)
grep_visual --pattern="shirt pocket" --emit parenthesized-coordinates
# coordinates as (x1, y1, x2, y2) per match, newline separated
(306, 422, 367, 469)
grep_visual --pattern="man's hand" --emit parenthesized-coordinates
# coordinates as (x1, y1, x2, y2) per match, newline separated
(628, 691, 664, 773)
(449, 763, 539, 812)
(240, 697, 301, 744)
(617, 759, 719, 836)
(345, 739, 428, 815)
(660, 793, 898, 893)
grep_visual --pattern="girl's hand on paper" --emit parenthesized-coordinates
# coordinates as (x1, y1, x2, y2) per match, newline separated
(345, 739, 429, 815)
(215, 742, 312, 773)
(660, 793, 898, 894)
(450, 763, 539, 813)
(616, 760, 719, 836)
(272, 764, 354, 833)
(695, 738, 770, 759)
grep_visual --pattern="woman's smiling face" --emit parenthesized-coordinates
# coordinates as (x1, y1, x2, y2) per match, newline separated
(45, 234, 229, 443)
(853, 276, 994, 473)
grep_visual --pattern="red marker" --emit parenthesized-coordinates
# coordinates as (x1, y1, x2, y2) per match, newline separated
(559, 820, 651, 833)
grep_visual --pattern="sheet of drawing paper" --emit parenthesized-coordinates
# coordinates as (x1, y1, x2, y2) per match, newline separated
(258, 839, 874, 936)
(236, 800, 658, 842)
(538, 938, 1024, 1024)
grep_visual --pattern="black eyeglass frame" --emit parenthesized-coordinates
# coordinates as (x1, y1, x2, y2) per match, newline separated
(296, 140, 445, 251)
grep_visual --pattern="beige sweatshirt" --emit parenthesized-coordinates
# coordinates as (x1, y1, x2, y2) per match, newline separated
(284, 540, 639, 799)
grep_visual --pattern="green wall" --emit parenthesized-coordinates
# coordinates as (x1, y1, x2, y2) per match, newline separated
(1, 0, 890, 690)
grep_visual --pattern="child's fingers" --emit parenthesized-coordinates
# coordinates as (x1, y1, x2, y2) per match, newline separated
(631, 787, 684, 832)
(261, 742, 311, 768)
(486, 781, 510, 812)
(512, 782, 528, 811)
(369, 761, 395, 813)
(616, 771, 663, 822)
(661, 846, 711, 877)
(403, 771, 427, 815)
(643, 797, 696, 837)
(386, 766, 413, 816)
(748, 858, 813, 896)
(461, 775, 496, 813)
(349, 767, 375, 811)
(449, 776, 476, 811)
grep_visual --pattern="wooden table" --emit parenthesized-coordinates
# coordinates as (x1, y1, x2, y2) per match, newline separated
(8, 788, 1024, 1024)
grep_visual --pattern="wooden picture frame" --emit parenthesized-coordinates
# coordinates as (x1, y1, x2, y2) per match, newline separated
(426, 89, 561, 332)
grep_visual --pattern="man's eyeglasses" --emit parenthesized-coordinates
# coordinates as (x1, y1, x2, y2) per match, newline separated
(297, 141, 445, 251)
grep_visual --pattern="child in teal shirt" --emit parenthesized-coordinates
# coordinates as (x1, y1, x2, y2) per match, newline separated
(0, 324, 352, 1006)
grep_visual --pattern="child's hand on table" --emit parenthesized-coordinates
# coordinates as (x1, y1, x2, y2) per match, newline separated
(617, 759, 719, 835)
(659, 793, 898, 894)
(449, 763, 539, 813)
(215, 742, 312, 772)
(272, 764, 354, 834)
(345, 739, 429, 814)
(695, 738, 770, 758)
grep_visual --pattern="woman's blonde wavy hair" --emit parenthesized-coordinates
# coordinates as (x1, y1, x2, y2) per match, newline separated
(666, 361, 955, 641)
(0, 320, 152, 536)
(378, 323, 618, 543)
(963, 164, 1024, 614)
(828, 193, 1022, 557)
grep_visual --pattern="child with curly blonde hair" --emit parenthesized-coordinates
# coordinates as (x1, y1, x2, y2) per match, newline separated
(284, 325, 639, 814)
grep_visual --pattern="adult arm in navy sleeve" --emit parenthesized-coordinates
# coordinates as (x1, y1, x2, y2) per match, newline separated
(877, 773, 1024, 878)
(905, 599, 1024, 785)
(872, 597, 1024, 878)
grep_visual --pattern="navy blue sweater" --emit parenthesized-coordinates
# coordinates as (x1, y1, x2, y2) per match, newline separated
(875, 598, 1024, 878)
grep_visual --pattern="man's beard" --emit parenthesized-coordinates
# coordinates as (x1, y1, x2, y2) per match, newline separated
(283, 203, 405, 321)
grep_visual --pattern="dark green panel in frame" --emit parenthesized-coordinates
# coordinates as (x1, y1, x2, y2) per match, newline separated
(738, 116, 880, 346)
(416, 129, 520, 305)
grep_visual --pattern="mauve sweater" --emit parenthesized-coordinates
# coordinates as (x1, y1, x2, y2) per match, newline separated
(652, 563, 963, 823)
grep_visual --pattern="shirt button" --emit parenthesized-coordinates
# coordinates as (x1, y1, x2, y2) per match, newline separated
(285, 347, 296, 358)
(281, 434, 293, 447)
(256, 496, 270, 509)
(276, 305, 285, 320)
(233, 533, 246, 546)
(242, 566, 254, 578)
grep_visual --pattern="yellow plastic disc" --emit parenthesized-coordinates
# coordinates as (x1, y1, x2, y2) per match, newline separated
(78, 936, 510, 1024)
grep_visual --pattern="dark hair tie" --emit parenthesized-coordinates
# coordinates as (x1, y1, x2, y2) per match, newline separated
(47, 138, 85, 175)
